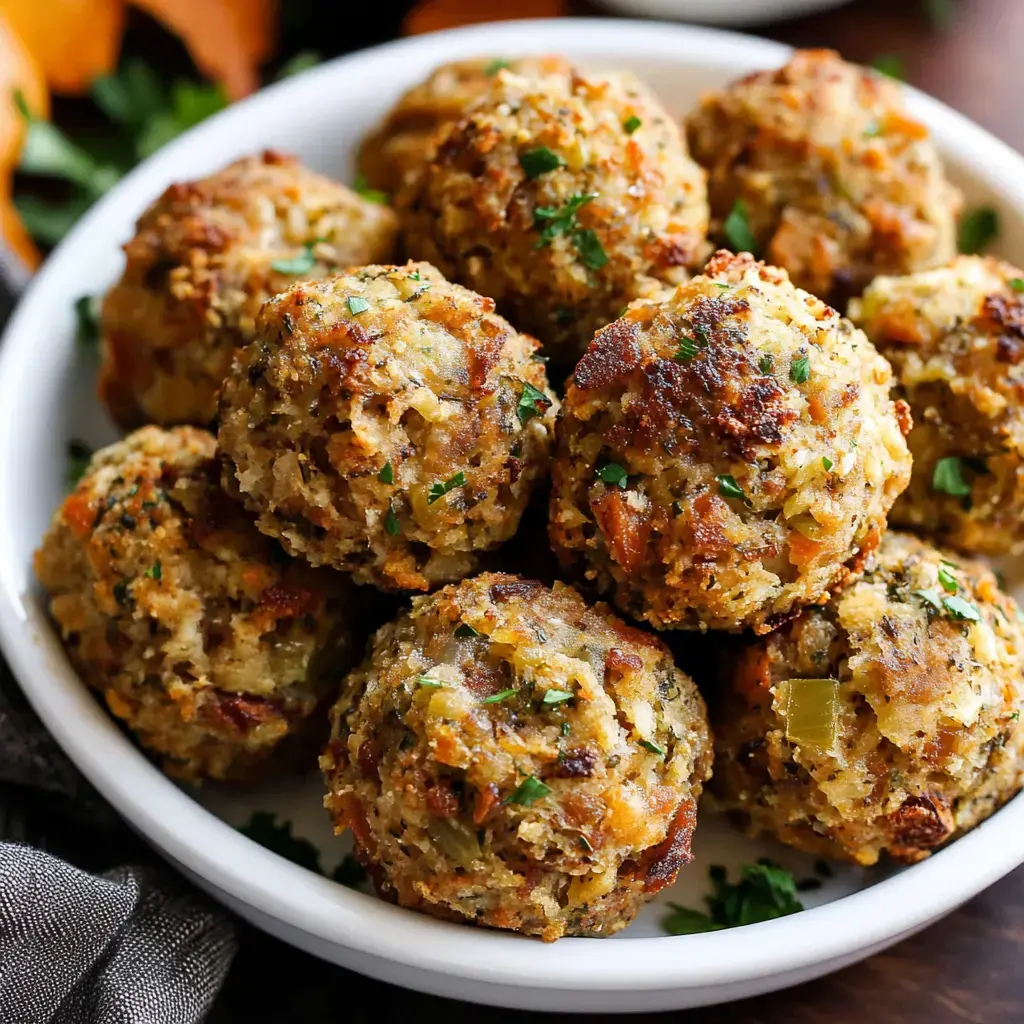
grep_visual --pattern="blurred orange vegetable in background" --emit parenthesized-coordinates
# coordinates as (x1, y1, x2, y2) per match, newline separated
(0, 0, 276, 269)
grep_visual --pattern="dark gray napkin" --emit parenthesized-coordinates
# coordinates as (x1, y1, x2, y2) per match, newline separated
(0, 660, 237, 1024)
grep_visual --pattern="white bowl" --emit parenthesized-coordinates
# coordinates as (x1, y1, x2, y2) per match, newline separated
(593, 0, 852, 26)
(2, 17, 1024, 1014)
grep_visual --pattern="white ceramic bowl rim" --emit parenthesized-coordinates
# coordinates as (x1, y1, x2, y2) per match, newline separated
(2, 16, 1024, 997)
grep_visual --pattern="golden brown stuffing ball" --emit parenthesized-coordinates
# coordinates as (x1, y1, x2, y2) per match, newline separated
(99, 151, 398, 429)
(848, 256, 1024, 556)
(685, 49, 961, 304)
(357, 55, 574, 195)
(710, 531, 1024, 866)
(321, 572, 712, 941)
(397, 65, 709, 361)
(548, 250, 913, 634)
(218, 262, 559, 592)
(34, 426, 355, 782)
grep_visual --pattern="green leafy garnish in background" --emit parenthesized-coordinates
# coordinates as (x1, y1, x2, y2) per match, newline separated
(723, 199, 757, 255)
(75, 295, 100, 348)
(66, 440, 93, 487)
(663, 861, 804, 934)
(958, 206, 999, 254)
(872, 55, 906, 80)
(275, 51, 322, 80)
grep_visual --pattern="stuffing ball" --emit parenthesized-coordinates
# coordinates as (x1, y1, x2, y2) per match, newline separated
(218, 262, 559, 592)
(548, 250, 913, 634)
(34, 426, 354, 782)
(686, 49, 961, 304)
(397, 65, 710, 361)
(321, 573, 712, 940)
(849, 256, 1024, 556)
(99, 151, 398, 428)
(358, 55, 574, 194)
(710, 531, 1024, 866)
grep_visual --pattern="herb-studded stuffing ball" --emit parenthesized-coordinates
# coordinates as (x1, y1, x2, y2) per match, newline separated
(34, 427, 354, 782)
(321, 573, 712, 941)
(218, 263, 559, 592)
(710, 531, 1024, 866)
(686, 49, 961, 304)
(397, 65, 709, 361)
(99, 151, 398, 428)
(357, 55, 574, 195)
(548, 250, 913, 634)
(849, 256, 1024, 556)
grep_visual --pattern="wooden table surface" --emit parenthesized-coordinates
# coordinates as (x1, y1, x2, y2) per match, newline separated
(207, 2, 1024, 1020)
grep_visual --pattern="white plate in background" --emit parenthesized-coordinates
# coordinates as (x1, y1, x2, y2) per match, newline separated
(1, 17, 1024, 1014)
(593, 0, 852, 26)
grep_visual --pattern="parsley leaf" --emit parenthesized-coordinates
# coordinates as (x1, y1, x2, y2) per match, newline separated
(913, 588, 943, 612)
(454, 623, 480, 639)
(958, 207, 999, 255)
(66, 440, 92, 487)
(503, 776, 551, 806)
(533, 192, 605, 271)
(675, 336, 700, 363)
(937, 566, 958, 593)
(872, 55, 906, 80)
(271, 244, 318, 275)
(276, 51, 322, 80)
(1011, 278, 1024, 293)
(822, 456, 833, 471)
(943, 595, 981, 621)
(717, 474, 747, 502)
(353, 174, 389, 205)
(664, 861, 803, 934)
(519, 146, 564, 178)
(790, 355, 811, 384)
(484, 58, 511, 76)
(623, 115, 642, 134)
(639, 738, 665, 756)
(145, 561, 162, 581)
(347, 296, 370, 315)
(932, 456, 972, 496)
(542, 689, 573, 706)
(597, 462, 628, 488)
(427, 471, 466, 504)
(572, 228, 609, 270)
(135, 80, 227, 158)
(384, 503, 401, 536)
(481, 688, 518, 704)
(758, 354, 773, 374)
(239, 811, 323, 873)
(723, 199, 758, 254)
(517, 381, 551, 424)
(378, 461, 395, 484)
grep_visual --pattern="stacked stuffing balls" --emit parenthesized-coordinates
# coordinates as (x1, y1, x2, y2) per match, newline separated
(35, 47, 1024, 943)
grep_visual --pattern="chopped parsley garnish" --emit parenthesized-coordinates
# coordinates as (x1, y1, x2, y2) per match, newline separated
(112, 580, 131, 607)
(639, 738, 665, 756)
(663, 860, 803, 934)
(378, 461, 394, 484)
(723, 199, 757, 254)
(534, 192, 607, 268)
(822, 456, 833, 471)
(1011, 278, 1024, 293)
(66, 439, 92, 486)
(542, 689, 573, 706)
(75, 295, 99, 348)
(238, 811, 323, 873)
(958, 206, 999, 255)
(145, 561, 162, 581)
(561, 721, 571, 737)
(416, 675, 444, 688)
(484, 58, 510, 76)
(872, 55, 905, 81)
(932, 456, 972, 496)
(271, 244, 318, 275)
(503, 775, 551, 807)
(937, 566, 958, 593)
(517, 381, 550, 424)
(943, 595, 981, 621)
(353, 173, 388, 205)
(716, 474, 747, 502)
(572, 228, 609, 270)
(347, 296, 370, 315)
(519, 146, 564, 178)
(384, 503, 400, 536)
(578, 834, 594, 852)
(623, 115, 642, 134)
(597, 462, 628, 489)
(790, 355, 811, 384)
(481, 688, 517, 704)
(428, 471, 467, 504)
(758, 354, 773, 374)
(675, 336, 700, 363)
(913, 588, 943, 612)
(454, 622, 480, 639)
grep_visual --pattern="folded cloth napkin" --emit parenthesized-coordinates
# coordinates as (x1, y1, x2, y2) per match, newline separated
(0, 662, 237, 1024)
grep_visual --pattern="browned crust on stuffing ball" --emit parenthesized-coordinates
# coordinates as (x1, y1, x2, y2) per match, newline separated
(321, 573, 712, 940)
(100, 151, 398, 428)
(711, 531, 1024, 865)
(34, 426, 354, 782)
(218, 263, 559, 590)
(549, 250, 912, 633)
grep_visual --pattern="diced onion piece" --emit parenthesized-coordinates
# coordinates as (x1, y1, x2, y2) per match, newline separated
(781, 678, 839, 753)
